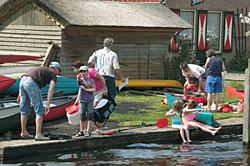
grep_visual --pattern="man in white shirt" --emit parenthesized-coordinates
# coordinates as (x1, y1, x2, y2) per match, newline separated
(179, 62, 207, 98)
(88, 37, 125, 99)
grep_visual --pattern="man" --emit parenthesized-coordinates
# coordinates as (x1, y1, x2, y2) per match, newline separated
(205, 49, 226, 111)
(179, 62, 207, 98)
(17, 62, 62, 141)
(88, 37, 125, 99)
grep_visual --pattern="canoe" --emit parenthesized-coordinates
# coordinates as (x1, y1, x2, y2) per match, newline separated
(0, 66, 36, 75)
(0, 100, 35, 134)
(1, 74, 79, 96)
(39, 95, 77, 122)
(0, 75, 16, 92)
(165, 93, 213, 125)
(115, 79, 183, 88)
(225, 86, 244, 100)
(0, 51, 41, 63)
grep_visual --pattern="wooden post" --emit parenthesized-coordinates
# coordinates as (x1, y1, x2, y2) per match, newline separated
(243, 59, 250, 147)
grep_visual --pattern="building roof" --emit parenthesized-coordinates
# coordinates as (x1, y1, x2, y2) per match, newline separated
(1, 0, 192, 30)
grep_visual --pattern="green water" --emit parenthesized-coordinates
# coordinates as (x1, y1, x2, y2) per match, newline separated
(1, 134, 248, 165)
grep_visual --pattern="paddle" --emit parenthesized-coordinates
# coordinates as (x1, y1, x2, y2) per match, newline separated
(218, 100, 241, 106)
(98, 118, 168, 135)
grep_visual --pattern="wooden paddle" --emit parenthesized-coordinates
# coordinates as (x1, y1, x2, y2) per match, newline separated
(98, 118, 168, 135)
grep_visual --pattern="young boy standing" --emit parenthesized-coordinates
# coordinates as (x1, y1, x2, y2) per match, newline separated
(74, 66, 96, 137)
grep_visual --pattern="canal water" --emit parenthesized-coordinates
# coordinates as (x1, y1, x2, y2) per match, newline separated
(2, 134, 249, 165)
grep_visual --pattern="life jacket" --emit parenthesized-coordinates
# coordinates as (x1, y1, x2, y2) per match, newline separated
(189, 96, 207, 105)
(219, 104, 234, 113)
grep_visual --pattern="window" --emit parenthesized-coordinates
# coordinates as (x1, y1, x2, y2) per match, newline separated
(178, 10, 195, 51)
(179, 11, 195, 42)
(206, 12, 221, 51)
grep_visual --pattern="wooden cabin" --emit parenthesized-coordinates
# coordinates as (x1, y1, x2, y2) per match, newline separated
(0, 0, 191, 80)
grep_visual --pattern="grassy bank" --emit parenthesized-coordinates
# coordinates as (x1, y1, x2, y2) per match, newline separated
(112, 91, 243, 126)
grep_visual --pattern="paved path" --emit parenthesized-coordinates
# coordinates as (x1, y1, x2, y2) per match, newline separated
(0, 117, 243, 161)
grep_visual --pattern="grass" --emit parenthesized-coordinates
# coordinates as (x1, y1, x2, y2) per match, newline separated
(112, 91, 243, 126)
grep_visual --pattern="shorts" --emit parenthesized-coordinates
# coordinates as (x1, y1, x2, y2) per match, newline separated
(79, 101, 94, 121)
(93, 88, 104, 101)
(19, 77, 44, 115)
(205, 75, 222, 93)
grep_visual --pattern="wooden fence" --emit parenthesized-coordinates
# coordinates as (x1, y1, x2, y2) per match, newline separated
(222, 71, 245, 86)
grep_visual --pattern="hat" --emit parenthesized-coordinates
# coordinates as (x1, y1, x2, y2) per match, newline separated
(49, 62, 62, 72)
(79, 66, 88, 71)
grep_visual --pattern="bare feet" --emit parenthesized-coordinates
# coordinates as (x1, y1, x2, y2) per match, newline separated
(215, 126, 222, 133)
(212, 130, 216, 136)
(212, 126, 222, 136)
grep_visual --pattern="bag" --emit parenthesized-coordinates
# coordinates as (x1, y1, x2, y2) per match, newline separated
(194, 111, 214, 125)
(94, 96, 117, 126)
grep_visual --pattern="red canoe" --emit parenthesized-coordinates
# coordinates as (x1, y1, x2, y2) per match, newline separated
(33, 96, 77, 122)
(0, 51, 41, 63)
(225, 86, 244, 100)
(0, 75, 16, 92)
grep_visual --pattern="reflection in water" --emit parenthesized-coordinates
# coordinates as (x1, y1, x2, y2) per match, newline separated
(2, 134, 249, 165)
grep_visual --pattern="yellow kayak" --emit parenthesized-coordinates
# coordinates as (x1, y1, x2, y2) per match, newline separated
(115, 79, 183, 88)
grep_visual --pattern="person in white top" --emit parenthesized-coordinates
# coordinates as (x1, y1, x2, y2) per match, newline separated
(88, 37, 125, 99)
(179, 62, 207, 98)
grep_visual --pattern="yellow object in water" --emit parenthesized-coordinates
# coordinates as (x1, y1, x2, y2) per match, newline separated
(115, 79, 183, 88)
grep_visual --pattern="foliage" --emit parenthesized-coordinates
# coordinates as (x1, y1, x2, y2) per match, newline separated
(230, 53, 249, 71)
(228, 80, 244, 89)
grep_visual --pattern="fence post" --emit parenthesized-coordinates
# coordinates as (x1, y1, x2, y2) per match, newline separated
(243, 59, 250, 147)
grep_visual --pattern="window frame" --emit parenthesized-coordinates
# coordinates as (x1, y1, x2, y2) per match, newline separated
(206, 11, 223, 53)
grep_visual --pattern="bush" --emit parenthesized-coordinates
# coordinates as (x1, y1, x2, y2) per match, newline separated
(230, 53, 249, 71)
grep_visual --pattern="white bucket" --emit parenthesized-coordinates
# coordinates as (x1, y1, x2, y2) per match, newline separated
(66, 111, 80, 125)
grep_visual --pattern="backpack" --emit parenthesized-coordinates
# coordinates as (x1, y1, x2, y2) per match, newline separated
(94, 96, 117, 126)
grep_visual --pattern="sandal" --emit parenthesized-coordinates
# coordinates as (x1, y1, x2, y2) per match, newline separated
(85, 131, 91, 137)
(75, 131, 84, 137)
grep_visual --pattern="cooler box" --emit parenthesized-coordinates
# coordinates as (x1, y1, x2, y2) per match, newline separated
(66, 104, 80, 125)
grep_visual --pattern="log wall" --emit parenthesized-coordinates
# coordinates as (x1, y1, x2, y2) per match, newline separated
(61, 27, 174, 79)
(0, 3, 61, 66)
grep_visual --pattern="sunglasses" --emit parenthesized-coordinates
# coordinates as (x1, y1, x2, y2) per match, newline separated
(80, 70, 88, 73)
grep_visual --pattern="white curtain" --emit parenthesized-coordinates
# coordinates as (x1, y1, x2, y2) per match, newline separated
(207, 12, 221, 51)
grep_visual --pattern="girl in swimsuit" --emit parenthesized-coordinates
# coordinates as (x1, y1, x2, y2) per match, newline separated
(182, 100, 221, 139)
(166, 99, 191, 143)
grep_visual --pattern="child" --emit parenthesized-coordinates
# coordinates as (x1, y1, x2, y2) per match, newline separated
(166, 99, 191, 143)
(72, 60, 107, 134)
(74, 66, 96, 137)
(182, 100, 221, 138)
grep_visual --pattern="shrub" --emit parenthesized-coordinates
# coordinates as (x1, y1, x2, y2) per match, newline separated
(230, 53, 249, 71)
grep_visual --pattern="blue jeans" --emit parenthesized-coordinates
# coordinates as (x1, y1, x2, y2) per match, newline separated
(104, 76, 116, 99)
(20, 77, 44, 115)
(79, 102, 94, 121)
